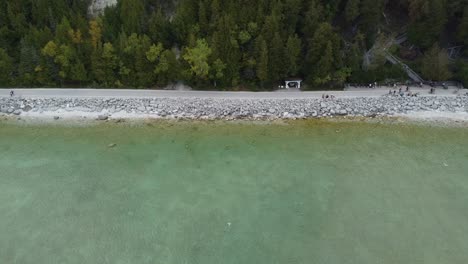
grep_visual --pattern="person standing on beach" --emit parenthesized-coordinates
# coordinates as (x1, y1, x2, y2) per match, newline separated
(10, 90, 14, 97)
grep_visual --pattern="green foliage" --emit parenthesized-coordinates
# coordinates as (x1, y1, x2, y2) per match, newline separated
(454, 60, 468, 87)
(18, 39, 41, 85)
(305, 22, 342, 86)
(408, 0, 448, 49)
(89, 19, 103, 50)
(91, 42, 118, 87)
(255, 36, 269, 86)
(301, 0, 324, 39)
(457, 6, 468, 46)
(1, 0, 466, 89)
(120, 0, 145, 34)
(183, 39, 212, 81)
(285, 34, 302, 76)
(0, 48, 14, 86)
(421, 43, 452, 81)
(349, 64, 407, 83)
(119, 33, 153, 87)
(345, 0, 361, 23)
(148, 9, 171, 47)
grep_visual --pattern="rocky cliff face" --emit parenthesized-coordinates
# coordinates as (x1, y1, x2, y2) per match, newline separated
(88, 0, 117, 16)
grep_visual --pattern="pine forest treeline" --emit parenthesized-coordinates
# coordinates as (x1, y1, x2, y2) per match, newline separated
(1, 0, 468, 89)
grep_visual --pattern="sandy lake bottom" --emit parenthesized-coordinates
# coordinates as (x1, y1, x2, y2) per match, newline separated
(1, 120, 468, 263)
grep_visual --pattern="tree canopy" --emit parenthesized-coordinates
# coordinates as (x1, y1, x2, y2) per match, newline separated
(0, 0, 466, 89)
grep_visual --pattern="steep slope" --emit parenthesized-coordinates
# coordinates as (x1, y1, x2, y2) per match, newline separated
(88, 0, 118, 16)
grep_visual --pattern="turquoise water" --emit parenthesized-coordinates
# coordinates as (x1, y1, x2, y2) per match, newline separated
(1, 120, 468, 263)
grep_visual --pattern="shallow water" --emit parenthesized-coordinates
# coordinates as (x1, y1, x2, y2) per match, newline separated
(1, 120, 468, 264)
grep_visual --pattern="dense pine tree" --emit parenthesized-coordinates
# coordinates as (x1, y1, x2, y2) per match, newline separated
(0, 0, 466, 89)
(0, 48, 14, 85)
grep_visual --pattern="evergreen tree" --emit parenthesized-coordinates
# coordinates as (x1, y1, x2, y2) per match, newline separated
(148, 9, 171, 47)
(198, 0, 209, 36)
(210, 0, 221, 26)
(457, 6, 468, 46)
(305, 22, 342, 86)
(360, 0, 385, 42)
(70, 61, 87, 83)
(172, 0, 198, 44)
(345, 0, 361, 23)
(421, 43, 452, 81)
(285, 34, 302, 77)
(454, 60, 468, 87)
(268, 32, 286, 82)
(283, 0, 302, 34)
(301, 0, 324, 40)
(255, 36, 269, 87)
(102, 5, 121, 42)
(1, 0, 466, 89)
(211, 15, 241, 86)
(0, 48, 14, 86)
(18, 39, 40, 85)
(55, 17, 73, 44)
(155, 49, 180, 86)
(119, 33, 153, 87)
(408, 0, 448, 49)
(120, 0, 145, 34)
(91, 42, 118, 87)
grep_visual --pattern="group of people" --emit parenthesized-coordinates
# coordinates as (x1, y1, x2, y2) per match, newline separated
(388, 86, 419, 97)
(322, 94, 336, 99)
(348, 82, 425, 89)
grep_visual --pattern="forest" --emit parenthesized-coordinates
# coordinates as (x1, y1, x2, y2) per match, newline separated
(0, 0, 468, 90)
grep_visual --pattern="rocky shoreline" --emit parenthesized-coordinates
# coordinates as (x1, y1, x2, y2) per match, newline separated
(1, 95, 468, 121)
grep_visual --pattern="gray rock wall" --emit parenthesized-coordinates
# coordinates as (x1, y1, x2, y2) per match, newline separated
(88, 0, 117, 16)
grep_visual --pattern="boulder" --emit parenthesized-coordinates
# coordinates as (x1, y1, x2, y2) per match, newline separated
(338, 109, 348, 116)
(23, 105, 33, 112)
(13, 110, 21, 115)
(97, 115, 109, 121)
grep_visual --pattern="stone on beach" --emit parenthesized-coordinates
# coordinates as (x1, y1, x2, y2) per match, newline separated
(1, 92, 467, 120)
(97, 115, 109, 121)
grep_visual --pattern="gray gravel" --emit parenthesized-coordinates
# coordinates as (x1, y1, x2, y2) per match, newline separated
(1, 94, 468, 120)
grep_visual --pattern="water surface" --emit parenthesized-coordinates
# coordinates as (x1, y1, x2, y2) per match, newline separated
(1, 120, 468, 264)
